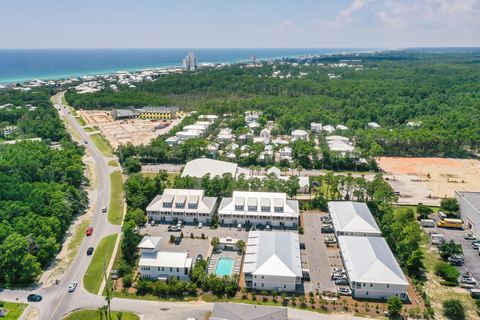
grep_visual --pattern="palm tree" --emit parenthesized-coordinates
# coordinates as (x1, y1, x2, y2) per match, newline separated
(236, 239, 246, 253)
(296, 165, 303, 176)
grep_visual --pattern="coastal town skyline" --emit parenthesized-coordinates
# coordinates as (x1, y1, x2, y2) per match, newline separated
(1, 0, 479, 48)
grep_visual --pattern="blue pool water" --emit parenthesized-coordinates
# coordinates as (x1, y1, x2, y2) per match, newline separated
(214, 257, 234, 277)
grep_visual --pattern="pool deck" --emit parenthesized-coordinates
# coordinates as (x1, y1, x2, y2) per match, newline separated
(208, 250, 243, 276)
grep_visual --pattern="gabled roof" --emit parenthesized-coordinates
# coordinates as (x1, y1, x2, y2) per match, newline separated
(211, 302, 287, 320)
(338, 236, 408, 286)
(137, 236, 161, 250)
(138, 251, 192, 269)
(243, 231, 302, 278)
(328, 201, 381, 235)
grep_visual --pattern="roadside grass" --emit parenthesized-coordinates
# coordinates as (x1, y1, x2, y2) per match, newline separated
(83, 234, 118, 294)
(1, 302, 27, 320)
(110, 291, 198, 302)
(83, 127, 95, 132)
(141, 171, 178, 184)
(75, 116, 86, 126)
(67, 219, 91, 261)
(108, 160, 119, 167)
(90, 134, 113, 157)
(63, 309, 139, 320)
(108, 171, 124, 225)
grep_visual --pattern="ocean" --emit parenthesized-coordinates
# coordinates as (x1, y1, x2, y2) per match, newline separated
(0, 48, 375, 85)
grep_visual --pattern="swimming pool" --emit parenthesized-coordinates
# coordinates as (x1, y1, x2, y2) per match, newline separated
(214, 257, 234, 277)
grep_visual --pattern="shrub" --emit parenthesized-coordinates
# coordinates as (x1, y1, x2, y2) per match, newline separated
(123, 274, 132, 288)
(443, 299, 465, 320)
(435, 262, 460, 284)
(387, 296, 403, 317)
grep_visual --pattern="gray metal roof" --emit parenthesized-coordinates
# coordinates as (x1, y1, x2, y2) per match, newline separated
(338, 236, 408, 286)
(211, 302, 287, 320)
(457, 191, 480, 211)
(328, 201, 381, 235)
(181, 158, 238, 179)
(243, 231, 302, 278)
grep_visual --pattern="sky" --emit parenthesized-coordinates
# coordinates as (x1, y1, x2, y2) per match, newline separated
(1, 0, 479, 48)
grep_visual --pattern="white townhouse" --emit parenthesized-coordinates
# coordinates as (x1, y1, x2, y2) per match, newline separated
(326, 135, 355, 155)
(322, 125, 336, 133)
(338, 236, 409, 300)
(182, 158, 238, 179)
(328, 201, 382, 237)
(218, 191, 299, 228)
(146, 189, 217, 224)
(138, 236, 192, 281)
(243, 231, 302, 292)
(310, 122, 323, 133)
(291, 129, 308, 141)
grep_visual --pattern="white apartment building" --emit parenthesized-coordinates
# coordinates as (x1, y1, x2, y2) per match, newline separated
(291, 129, 308, 141)
(243, 231, 302, 292)
(138, 236, 192, 281)
(146, 189, 217, 223)
(310, 122, 323, 133)
(218, 191, 299, 228)
(338, 236, 409, 300)
(328, 201, 382, 237)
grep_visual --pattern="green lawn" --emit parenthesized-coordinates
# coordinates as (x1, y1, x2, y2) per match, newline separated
(63, 309, 139, 320)
(75, 116, 86, 126)
(67, 219, 91, 261)
(0, 302, 27, 320)
(83, 234, 118, 294)
(111, 291, 198, 302)
(108, 160, 119, 167)
(108, 171, 124, 225)
(90, 134, 113, 156)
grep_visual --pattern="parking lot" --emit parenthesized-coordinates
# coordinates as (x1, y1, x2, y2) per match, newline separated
(431, 223, 480, 286)
(300, 212, 344, 293)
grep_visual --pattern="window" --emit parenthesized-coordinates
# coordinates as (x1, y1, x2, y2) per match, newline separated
(170, 268, 173, 272)
(261, 283, 264, 287)
(387, 284, 390, 288)
(370, 284, 373, 287)
(261, 275, 264, 279)
(366, 291, 369, 296)
(161, 267, 164, 271)
(176, 268, 179, 272)
(188, 204, 197, 209)
(284, 284, 286, 289)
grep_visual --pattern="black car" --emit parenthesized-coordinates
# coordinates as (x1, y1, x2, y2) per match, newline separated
(27, 294, 42, 302)
(196, 254, 203, 262)
(321, 226, 334, 233)
(174, 236, 182, 245)
(302, 270, 311, 281)
(87, 247, 94, 255)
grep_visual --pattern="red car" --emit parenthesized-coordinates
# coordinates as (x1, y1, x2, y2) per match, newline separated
(86, 227, 93, 236)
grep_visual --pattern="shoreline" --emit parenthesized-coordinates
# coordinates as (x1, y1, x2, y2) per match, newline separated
(0, 48, 385, 87)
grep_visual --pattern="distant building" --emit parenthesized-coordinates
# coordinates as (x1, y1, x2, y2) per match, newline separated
(182, 158, 238, 179)
(111, 108, 139, 120)
(146, 189, 217, 223)
(368, 122, 381, 129)
(183, 51, 197, 71)
(243, 231, 302, 292)
(322, 125, 336, 133)
(326, 135, 355, 155)
(310, 122, 323, 133)
(111, 106, 182, 120)
(291, 129, 308, 141)
(210, 302, 287, 320)
(455, 191, 480, 237)
(218, 191, 299, 227)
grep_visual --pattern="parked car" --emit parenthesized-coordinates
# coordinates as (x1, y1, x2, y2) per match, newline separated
(27, 294, 42, 302)
(322, 222, 333, 228)
(176, 220, 184, 228)
(197, 222, 203, 229)
(438, 211, 447, 220)
(472, 240, 480, 250)
(168, 225, 181, 232)
(265, 224, 271, 231)
(67, 281, 78, 292)
(337, 287, 352, 296)
(111, 270, 119, 280)
(302, 270, 311, 281)
(101, 206, 107, 213)
(321, 226, 334, 233)
(448, 255, 464, 266)
(196, 254, 203, 262)
(320, 216, 331, 222)
(237, 223, 243, 231)
(324, 237, 337, 244)
(460, 283, 475, 289)
(331, 273, 347, 280)
(85, 227, 93, 236)
(150, 220, 156, 226)
(464, 233, 476, 240)
(460, 274, 476, 285)
(334, 278, 349, 285)
(87, 247, 94, 256)
(174, 236, 182, 245)
(332, 267, 345, 274)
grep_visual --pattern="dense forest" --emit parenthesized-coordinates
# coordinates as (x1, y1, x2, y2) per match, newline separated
(66, 51, 480, 158)
(0, 88, 87, 286)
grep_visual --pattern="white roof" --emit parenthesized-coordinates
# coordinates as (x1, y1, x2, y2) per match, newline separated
(326, 136, 354, 153)
(368, 122, 381, 128)
(323, 125, 336, 132)
(291, 129, 308, 136)
(146, 188, 217, 214)
(137, 236, 161, 250)
(181, 158, 238, 178)
(328, 201, 381, 235)
(243, 231, 302, 278)
(338, 236, 408, 286)
(139, 251, 192, 268)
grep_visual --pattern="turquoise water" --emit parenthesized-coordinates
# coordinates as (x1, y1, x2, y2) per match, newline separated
(0, 48, 377, 85)
(214, 257, 234, 277)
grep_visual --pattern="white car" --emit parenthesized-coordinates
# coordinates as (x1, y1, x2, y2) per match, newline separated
(197, 222, 203, 229)
(68, 281, 78, 292)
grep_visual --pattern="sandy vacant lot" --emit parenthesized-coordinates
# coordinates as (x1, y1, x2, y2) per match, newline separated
(378, 157, 480, 206)
(78, 110, 183, 149)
